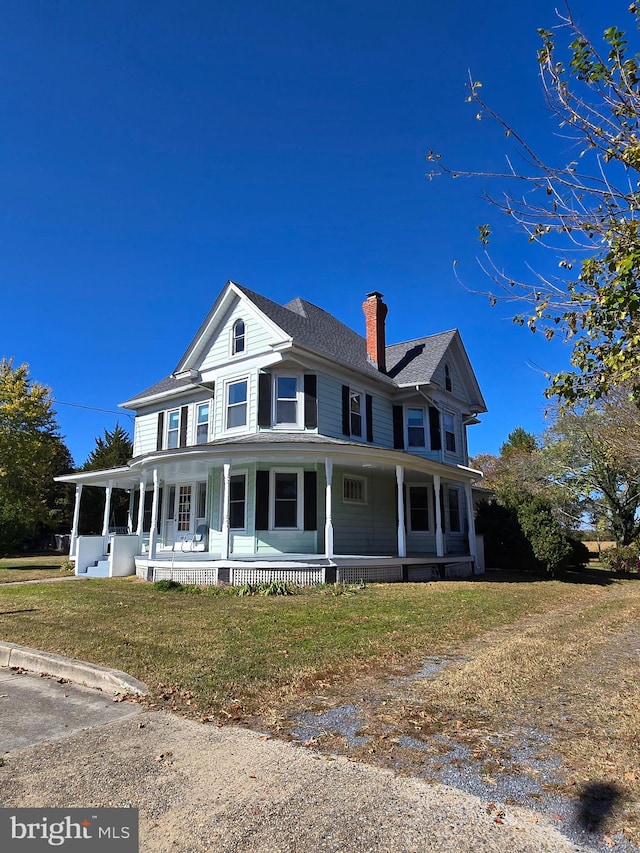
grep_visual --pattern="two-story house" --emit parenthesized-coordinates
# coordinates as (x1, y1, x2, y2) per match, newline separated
(58, 281, 487, 585)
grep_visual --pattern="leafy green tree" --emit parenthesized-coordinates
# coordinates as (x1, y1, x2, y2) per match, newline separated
(430, 6, 640, 402)
(473, 426, 587, 574)
(542, 403, 640, 546)
(0, 358, 73, 555)
(79, 424, 133, 535)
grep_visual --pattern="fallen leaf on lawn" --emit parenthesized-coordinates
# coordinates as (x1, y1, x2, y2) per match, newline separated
(603, 836, 616, 848)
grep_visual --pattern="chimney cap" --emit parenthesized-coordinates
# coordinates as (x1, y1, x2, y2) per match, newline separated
(365, 291, 384, 300)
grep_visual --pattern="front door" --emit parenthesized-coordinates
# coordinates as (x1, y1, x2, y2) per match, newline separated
(174, 484, 193, 545)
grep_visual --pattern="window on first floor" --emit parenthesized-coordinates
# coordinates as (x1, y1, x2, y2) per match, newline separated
(271, 469, 301, 529)
(226, 378, 248, 429)
(408, 485, 431, 532)
(447, 486, 462, 532)
(406, 407, 426, 448)
(444, 411, 456, 453)
(229, 473, 246, 529)
(343, 474, 367, 504)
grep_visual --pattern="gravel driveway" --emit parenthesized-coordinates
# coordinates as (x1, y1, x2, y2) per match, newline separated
(0, 709, 592, 852)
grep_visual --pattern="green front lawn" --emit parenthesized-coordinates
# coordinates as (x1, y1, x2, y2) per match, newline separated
(0, 555, 69, 584)
(0, 574, 616, 718)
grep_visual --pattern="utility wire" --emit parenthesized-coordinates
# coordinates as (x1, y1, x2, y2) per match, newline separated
(53, 399, 135, 423)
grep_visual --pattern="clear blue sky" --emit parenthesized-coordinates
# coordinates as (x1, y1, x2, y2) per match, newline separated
(0, 0, 616, 466)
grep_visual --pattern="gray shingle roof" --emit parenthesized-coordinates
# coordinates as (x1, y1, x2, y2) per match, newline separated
(123, 283, 473, 407)
(386, 330, 458, 385)
(234, 284, 396, 384)
(121, 374, 195, 407)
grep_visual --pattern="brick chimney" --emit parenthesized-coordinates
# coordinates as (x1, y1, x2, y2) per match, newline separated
(363, 291, 388, 372)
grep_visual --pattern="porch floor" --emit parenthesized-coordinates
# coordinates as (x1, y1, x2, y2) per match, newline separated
(134, 553, 474, 571)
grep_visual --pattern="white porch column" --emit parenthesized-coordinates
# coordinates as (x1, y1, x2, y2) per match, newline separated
(324, 457, 334, 559)
(127, 489, 135, 533)
(464, 481, 477, 561)
(149, 468, 160, 560)
(221, 460, 231, 560)
(434, 474, 444, 557)
(136, 478, 146, 537)
(70, 484, 83, 557)
(396, 465, 406, 558)
(101, 480, 113, 537)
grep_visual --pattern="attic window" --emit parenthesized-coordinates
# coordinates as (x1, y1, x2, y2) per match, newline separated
(445, 364, 452, 392)
(232, 319, 245, 355)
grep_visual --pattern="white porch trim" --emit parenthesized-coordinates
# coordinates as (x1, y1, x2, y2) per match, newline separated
(434, 474, 444, 557)
(396, 464, 406, 559)
(324, 456, 334, 559)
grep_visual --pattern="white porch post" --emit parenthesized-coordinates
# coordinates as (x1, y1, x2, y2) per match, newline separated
(102, 480, 113, 537)
(464, 481, 477, 562)
(396, 465, 406, 558)
(149, 468, 160, 560)
(324, 457, 334, 559)
(434, 474, 444, 557)
(136, 478, 145, 537)
(70, 484, 83, 557)
(127, 489, 134, 533)
(221, 460, 231, 560)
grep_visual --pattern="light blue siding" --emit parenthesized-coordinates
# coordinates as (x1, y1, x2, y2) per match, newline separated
(332, 467, 397, 556)
(199, 298, 277, 371)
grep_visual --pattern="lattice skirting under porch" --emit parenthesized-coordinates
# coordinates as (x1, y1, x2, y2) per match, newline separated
(336, 565, 403, 584)
(229, 567, 325, 586)
(153, 566, 220, 585)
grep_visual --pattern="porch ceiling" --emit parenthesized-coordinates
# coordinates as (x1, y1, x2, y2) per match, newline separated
(56, 436, 482, 489)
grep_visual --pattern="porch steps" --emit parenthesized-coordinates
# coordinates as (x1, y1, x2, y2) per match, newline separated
(83, 559, 110, 578)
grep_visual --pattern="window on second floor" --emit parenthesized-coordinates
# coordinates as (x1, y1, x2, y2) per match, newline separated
(226, 379, 248, 430)
(196, 402, 210, 444)
(350, 390, 363, 437)
(232, 319, 245, 355)
(167, 409, 180, 449)
(274, 376, 299, 426)
(406, 407, 426, 448)
(444, 411, 456, 453)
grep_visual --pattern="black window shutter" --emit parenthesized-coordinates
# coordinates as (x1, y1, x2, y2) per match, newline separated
(255, 470, 270, 530)
(179, 406, 188, 447)
(392, 405, 404, 449)
(258, 374, 271, 428)
(304, 374, 318, 429)
(341, 385, 350, 436)
(156, 411, 165, 451)
(303, 470, 317, 531)
(365, 394, 373, 443)
(156, 487, 163, 534)
(429, 407, 442, 451)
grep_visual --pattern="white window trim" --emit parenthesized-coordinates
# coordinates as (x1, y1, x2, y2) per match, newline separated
(407, 482, 433, 533)
(444, 410, 457, 454)
(224, 376, 249, 433)
(230, 318, 246, 356)
(194, 401, 211, 445)
(404, 405, 428, 450)
(342, 474, 368, 505)
(349, 387, 365, 439)
(166, 408, 180, 449)
(272, 373, 303, 429)
(269, 468, 303, 531)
